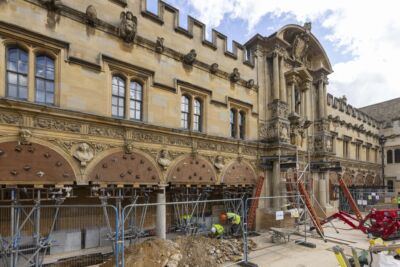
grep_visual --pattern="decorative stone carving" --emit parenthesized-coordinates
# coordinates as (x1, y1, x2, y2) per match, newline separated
(0, 111, 21, 125)
(259, 123, 268, 139)
(214, 155, 225, 172)
(89, 125, 124, 138)
(182, 49, 197, 65)
(326, 137, 333, 152)
(35, 117, 80, 133)
(18, 129, 32, 145)
(246, 79, 255, 88)
(291, 30, 310, 63)
(230, 68, 240, 83)
(125, 142, 134, 154)
(157, 149, 171, 170)
(210, 63, 219, 74)
(118, 11, 137, 43)
(131, 131, 163, 143)
(155, 37, 164, 53)
(39, 0, 62, 11)
(86, 5, 97, 26)
(73, 143, 94, 167)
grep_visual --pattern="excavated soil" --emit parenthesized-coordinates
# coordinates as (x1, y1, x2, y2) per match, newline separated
(101, 236, 256, 267)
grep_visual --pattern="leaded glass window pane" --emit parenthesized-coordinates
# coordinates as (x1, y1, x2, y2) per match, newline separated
(6, 47, 28, 100)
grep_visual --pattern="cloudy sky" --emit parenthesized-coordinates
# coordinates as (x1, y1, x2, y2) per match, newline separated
(146, 0, 400, 108)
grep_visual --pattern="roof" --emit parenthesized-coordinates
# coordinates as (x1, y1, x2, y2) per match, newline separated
(359, 97, 400, 122)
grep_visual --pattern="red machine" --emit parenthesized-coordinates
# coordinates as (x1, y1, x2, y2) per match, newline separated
(319, 177, 400, 240)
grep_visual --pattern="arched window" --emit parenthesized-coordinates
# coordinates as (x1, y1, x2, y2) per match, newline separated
(230, 109, 237, 138)
(112, 76, 125, 118)
(395, 149, 400, 163)
(387, 150, 393, 164)
(239, 111, 246, 139)
(129, 81, 142, 120)
(6, 47, 28, 99)
(181, 95, 190, 129)
(35, 55, 55, 105)
(193, 98, 202, 132)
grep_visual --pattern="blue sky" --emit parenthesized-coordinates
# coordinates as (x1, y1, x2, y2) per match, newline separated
(145, 0, 400, 108)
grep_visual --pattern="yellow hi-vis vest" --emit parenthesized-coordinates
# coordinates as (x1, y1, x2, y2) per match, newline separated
(397, 196, 400, 204)
(227, 212, 241, 225)
(212, 224, 224, 236)
(181, 214, 192, 220)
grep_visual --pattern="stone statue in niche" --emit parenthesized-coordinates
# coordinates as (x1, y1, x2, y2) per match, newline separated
(155, 37, 164, 53)
(246, 79, 255, 88)
(73, 143, 94, 167)
(230, 68, 240, 83)
(280, 124, 289, 140)
(119, 11, 137, 43)
(182, 49, 197, 65)
(157, 149, 171, 170)
(18, 129, 32, 145)
(326, 138, 333, 152)
(214, 155, 225, 172)
(210, 63, 219, 74)
(86, 5, 97, 26)
(39, 0, 62, 11)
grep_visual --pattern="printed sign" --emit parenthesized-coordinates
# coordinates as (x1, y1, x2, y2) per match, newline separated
(276, 210, 284, 221)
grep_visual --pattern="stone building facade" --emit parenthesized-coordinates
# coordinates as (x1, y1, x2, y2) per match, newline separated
(0, 0, 383, 227)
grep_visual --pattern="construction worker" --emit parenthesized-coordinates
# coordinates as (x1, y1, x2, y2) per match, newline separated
(210, 223, 224, 238)
(397, 192, 400, 209)
(220, 212, 241, 235)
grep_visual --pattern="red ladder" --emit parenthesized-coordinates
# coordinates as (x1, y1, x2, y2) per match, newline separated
(247, 176, 265, 229)
(298, 180, 325, 237)
(339, 177, 363, 221)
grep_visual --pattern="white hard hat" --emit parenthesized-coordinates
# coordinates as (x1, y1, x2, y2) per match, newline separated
(211, 227, 216, 233)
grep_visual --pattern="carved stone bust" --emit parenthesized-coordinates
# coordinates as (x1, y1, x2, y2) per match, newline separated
(230, 68, 240, 83)
(157, 149, 171, 170)
(155, 37, 164, 53)
(214, 155, 225, 172)
(86, 5, 97, 26)
(39, 0, 62, 11)
(125, 142, 134, 154)
(182, 49, 197, 65)
(119, 11, 137, 43)
(210, 63, 219, 74)
(73, 143, 94, 167)
(19, 129, 32, 145)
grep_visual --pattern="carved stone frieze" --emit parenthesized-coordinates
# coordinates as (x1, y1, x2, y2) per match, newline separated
(89, 125, 124, 138)
(118, 11, 137, 43)
(220, 143, 237, 153)
(131, 131, 163, 144)
(0, 111, 22, 125)
(34, 117, 81, 133)
(242, 146, 257, 156)
(197, 140, 218, 151)
(50, 139, 115, 155)
(166, 136, 191, 147)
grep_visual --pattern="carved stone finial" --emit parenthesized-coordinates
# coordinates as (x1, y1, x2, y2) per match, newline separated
(125, 142, 134, 154)
(157, 149, 171, 170)
(210, 63, 219, 74)
(214, 155, 225, 173)
(155, 37, 164, 53)
(119, 11, 137, 43)
(73, 143, 94, 167)
(86, 5, 97, 26)
(18, 129, 32, 145)
(39, 0, 62, 11)
(303, 22, 312, 33)
(341, 95, 347, 103)
(246, 79, 255, 88)
(230, 68, 240, 83)
(182, 49, 197, 65)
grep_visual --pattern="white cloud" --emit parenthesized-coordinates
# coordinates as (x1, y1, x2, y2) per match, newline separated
(170, 0, 400, 107)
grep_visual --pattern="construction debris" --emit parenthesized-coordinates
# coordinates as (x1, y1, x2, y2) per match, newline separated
(101, 236, 257, 267)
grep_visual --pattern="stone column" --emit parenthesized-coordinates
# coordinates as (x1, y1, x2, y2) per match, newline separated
(272, 160, 281, 210)
(325, 172, 330, 205)
(0, 37, 5, 97)
(28, 48, 35, 102)
(323, 82, 328, 119)
(156, 185, 167, 239)
(272, 53, 280, 100)
(279, 57, 287, 103)
(318, 174, 327, 207)
(301, 90, 306, 118)
(318, 79, 325, 119)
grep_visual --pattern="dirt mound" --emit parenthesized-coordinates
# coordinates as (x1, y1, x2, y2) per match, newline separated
(101, 236, 256, 267)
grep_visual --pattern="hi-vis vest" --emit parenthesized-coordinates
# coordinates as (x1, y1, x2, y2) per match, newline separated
(227, 212, 241, 225)
(397, 196, 400, 204)
(212, 224, 224, 236)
